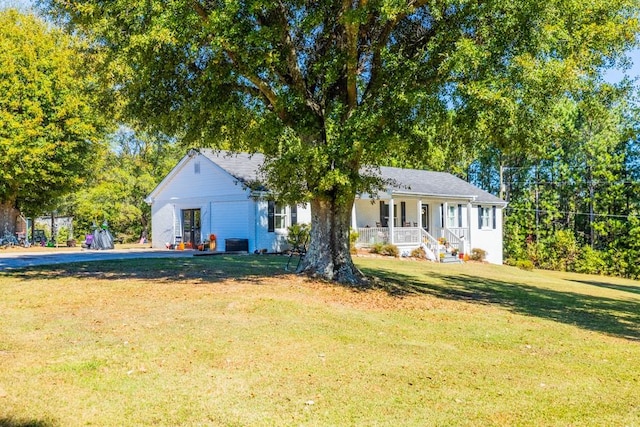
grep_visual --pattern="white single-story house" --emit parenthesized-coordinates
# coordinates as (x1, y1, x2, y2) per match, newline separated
(146, 149, 507, 264)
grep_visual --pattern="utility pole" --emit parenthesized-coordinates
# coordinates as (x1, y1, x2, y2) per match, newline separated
(499, 164, 505, 200)
(589, 170, 595, 248)
(535, 165, 539, 242)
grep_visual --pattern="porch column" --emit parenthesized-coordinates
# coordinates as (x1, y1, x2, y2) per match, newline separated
(351, 202, 357, 229)
(466, 201, 473, 254)
(416, 200, 422, 229)
(442, 201, 448, 238)
(389, 198, 395, 244)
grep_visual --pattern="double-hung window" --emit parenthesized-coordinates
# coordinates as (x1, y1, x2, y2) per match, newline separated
(478, 206, 496, 230)
(447, 206, 457, 228)
(274, 203, 287, 230)
(268, 202, 298, 232)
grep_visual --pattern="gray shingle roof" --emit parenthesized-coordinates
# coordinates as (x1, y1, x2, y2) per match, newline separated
(200, 149, 266, 185)
(200, 149, 504, 205)
(379, 166, 505, 204)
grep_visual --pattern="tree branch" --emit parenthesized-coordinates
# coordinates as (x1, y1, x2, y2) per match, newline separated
(362, 0, 431, 101)
(191, 1, 291, 124)
(274, 2, 305, 94)
(343, 0, 359, 113)
(192, 0, 209, 22)
(273, 1, 324, 118)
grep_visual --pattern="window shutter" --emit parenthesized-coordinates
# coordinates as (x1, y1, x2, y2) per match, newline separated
(401, 202, 406, 226)
(268, 201, 275, 232)
(440, 204, 444, 228)
(458, 204, 463, 228)
(379, 201, 386, 227)
(478, 206, 482, 229)
(290, 205, 297, 225)
(492, 206, 497, 229)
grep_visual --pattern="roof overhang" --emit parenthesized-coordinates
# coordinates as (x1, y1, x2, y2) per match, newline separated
(390, 190, 477, 201)
(358, 190, 507, 207)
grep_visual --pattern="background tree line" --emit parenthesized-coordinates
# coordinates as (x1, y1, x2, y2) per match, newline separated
(468, 81, 640, 278)
(58, 128, 180, 243)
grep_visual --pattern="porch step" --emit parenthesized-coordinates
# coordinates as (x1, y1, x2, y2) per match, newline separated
(441, 254, 463, 263)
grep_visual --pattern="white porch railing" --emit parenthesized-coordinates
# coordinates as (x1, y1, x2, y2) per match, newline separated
(356, 227, 439, 248)
(356, 226, 472, 256)
(355, 227, 442, 260)
(355, 227, 389, 246)
(444, 227, 466, 241)
(443, 229, 461, 252)
(392, 227, 422, 245)
(420, 228, 440, 250)
(355, 226, 472, 262)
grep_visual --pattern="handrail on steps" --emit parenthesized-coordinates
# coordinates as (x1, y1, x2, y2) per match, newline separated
(419, 228, 441, 260)
(443, 229, 463, 253)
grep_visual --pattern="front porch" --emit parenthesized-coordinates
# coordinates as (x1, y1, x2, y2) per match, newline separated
(352, 196, 473, 257)
(354, 226, 465, 260)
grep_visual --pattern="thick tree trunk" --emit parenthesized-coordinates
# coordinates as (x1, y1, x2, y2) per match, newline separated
(140, 213, 149, 241)
(299, 195, 366, 285)
(0, 201, 19, 237)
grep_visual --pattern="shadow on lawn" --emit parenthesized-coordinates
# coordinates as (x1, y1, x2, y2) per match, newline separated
(6, 256, 639, 340)
(361, 267, 640, 341)
(3, 255, 291, 284)
(570, 279, 640, 296)
(0, 418, 56, 427)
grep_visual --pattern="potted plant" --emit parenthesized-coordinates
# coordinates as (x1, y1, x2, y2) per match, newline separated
(209, 234, 216, 251)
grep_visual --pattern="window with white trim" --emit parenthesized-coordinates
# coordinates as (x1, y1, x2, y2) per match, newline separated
(479, 206, 496, 229)
(268, 202, 298, 232)
(447, 205, 458, 228)
(274, 203, 287, 230)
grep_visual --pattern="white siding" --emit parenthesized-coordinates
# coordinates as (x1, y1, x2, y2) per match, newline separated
(210, 200, 251, 251)
(253, 200, 269, 252)
(151, 202, 179, 247)
(296, 204, 312, 224)
(150, 153, 253, 249)
(150, 152, 504, 262)
(253, 201, 311, 253)
(150, 153, 313, 253)
(469, 204, 503, 264)
(354, 199, 382, 227)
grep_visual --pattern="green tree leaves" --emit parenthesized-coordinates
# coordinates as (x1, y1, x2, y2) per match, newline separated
(0, 9, 108, 216)
(497, 82, 640, 278)
(69, 129, 180, 240)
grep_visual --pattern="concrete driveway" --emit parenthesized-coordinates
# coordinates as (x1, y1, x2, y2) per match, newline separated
(0, 248, 194, 271)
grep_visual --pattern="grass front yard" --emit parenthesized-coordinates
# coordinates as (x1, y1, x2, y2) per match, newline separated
(1, 255, 638, 426)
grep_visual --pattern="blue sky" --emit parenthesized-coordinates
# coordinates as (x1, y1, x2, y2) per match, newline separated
(604, 48, 640, 83)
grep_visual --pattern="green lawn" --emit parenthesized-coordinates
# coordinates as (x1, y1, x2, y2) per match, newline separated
(0, 255, 638, 426)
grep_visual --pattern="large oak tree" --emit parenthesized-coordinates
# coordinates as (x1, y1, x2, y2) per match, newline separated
(42, 0, 638, 283)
